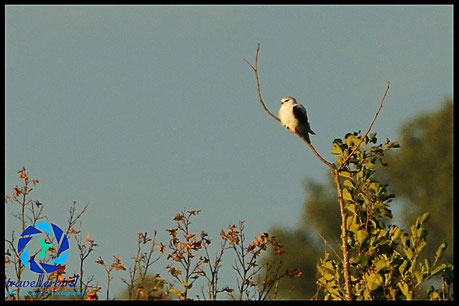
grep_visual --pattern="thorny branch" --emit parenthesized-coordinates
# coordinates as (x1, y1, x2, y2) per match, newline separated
(244, 43, 390, 301)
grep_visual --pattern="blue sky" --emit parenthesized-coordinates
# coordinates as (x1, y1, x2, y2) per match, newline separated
(5, 5, 452, 299)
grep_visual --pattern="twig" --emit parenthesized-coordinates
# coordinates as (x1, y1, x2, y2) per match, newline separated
(244, 43, 335, 169)
(244, 44, 280, 123)
(318, 233, 342, 262)
(306, 142, 335, 169)
(338, 81, 390, 170)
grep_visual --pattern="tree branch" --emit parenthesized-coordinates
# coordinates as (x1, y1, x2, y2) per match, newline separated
(333, 170, 352, 300)
(306, 141, 335, 169)
(244, 43, 335, 169)
(245, 44, 391, 301)
(338, 81, 391, 170)
(244, 43, 280, 123)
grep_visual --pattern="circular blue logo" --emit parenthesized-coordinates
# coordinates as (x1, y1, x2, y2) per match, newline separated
(17, 222, 70, 273)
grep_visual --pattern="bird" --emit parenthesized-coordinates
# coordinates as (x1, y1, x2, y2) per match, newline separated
(278, 96, 316, 143)
(34, 237, 54, 259)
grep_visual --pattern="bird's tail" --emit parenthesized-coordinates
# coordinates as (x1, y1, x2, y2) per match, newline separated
(297, 124, 315, 144)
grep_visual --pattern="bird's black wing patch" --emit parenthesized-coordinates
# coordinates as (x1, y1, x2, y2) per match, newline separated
(292, 104, 308, 124)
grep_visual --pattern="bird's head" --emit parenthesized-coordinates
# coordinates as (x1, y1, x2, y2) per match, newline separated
(281, 96, 296, 105)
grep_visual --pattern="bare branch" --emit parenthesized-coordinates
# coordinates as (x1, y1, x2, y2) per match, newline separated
(338, 81, 391, 170)
(305, 140, 335, 169)
(244, 44, 335, 169)
(318, 232, 342, 262)
(244, 43, 280, 123)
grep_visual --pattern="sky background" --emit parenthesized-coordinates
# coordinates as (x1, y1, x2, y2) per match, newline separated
(5, 5, 452, 299)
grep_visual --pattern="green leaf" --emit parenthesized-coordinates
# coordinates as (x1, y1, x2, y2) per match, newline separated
(428, 290, 441, 300)
(430, 263, 453, 277)
(343, 179, 355, 189)
(331, 145, 343, 155)
(414, 270, 423, 284)
(323, 260, 334, 271)
(356, 230, 369, 244)
(366, 273, 383, 291)
(354, 254, 369, 267)
(434, 242, 447, 264)
(374, 258, 388, 272)
(347, 203, 356, 214)
(389, 226, 402, 242)
(398, 282, 412, 300)
(169, 288, 182, 297)
(399, 260, 408, 275)
(362, 160, 375, 169)
(416, 240, 427, 253)
(404, 247, 414, 261)
(370, 145, 383, 153)
(323, 271, 335, 281)
(424, 258, 431, 273)
(342, 188, 353, 201)
(418, 212, 430, 225)
(347, 215, 360, 233)
(370, 132, 377, 143)
(339, 171, 352, 178)
(384, 273, 392, 287)
(359, 192, 370, 205)
(400, 233, 410, 248)
(345, 134, 359, 146)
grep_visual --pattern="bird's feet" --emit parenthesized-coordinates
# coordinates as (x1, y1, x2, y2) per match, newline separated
(290, 127, 296, 133)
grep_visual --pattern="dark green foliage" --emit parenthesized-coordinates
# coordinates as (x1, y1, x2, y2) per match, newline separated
(301, 180, 341, 244)
(317, 131, 452, 300)
(378, 99, 453, 264)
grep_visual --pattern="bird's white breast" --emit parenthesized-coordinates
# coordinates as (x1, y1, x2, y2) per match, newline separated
(279, 103, 299, 129)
